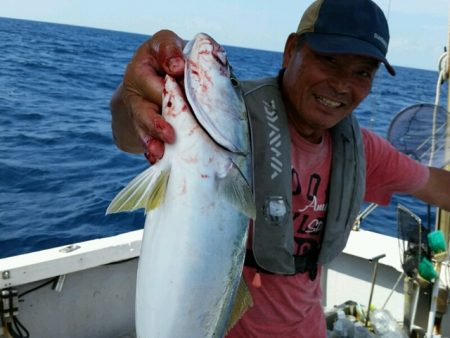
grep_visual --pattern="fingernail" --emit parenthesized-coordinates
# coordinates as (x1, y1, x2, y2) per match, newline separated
(144, 152, 152, 164)
(148, 139, 164, 159)
(167, 57, 184, 74)
(144, 152, 157, 164)
(140, 135, 152, 148)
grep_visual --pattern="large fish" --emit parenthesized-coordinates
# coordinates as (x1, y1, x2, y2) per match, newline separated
(107, 33, 255, 337)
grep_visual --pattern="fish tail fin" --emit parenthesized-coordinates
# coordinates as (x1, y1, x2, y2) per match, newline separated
(217, 161, 256, 219)
(106, 165, 170, 215)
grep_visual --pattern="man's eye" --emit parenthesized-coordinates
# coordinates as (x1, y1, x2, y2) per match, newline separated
(358, 70, 375, 79)
(359, 71, 370, 78)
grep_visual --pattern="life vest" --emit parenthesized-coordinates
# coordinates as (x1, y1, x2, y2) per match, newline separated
(240, 76, 366, 275)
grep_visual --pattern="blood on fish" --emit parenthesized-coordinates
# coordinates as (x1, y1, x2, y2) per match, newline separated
(188, 125, 199, 136)
(219, 67, 228, 77)
(203, 72, 213, 84)
(183, 154, 199, 163)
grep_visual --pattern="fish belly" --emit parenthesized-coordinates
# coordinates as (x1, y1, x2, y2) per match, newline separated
(135, 164, 248, 338)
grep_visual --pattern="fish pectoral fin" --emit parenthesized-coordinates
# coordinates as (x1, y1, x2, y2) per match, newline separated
(106, 165, 170, 215)
(217, 161, 255, 219)
(226, 277, 253, 333)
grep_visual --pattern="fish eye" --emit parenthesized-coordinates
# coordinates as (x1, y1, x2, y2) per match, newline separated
(230, 76, 238, 87)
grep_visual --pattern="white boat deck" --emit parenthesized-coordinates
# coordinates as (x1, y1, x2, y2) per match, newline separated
(1, 230, 142, 288)
(1, 229, 449, 337)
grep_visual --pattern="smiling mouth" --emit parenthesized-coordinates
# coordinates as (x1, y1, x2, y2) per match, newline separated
(314, 94, 344, 108)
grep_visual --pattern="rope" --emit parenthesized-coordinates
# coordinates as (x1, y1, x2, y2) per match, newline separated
(381, 271, 404, 309)
(429, 51, 448, 166)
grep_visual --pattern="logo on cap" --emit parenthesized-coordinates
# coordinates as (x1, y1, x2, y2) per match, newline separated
(373, 33, 388, 49)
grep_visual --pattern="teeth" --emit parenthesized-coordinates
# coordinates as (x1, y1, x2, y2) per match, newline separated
(316, 95, 342, 108)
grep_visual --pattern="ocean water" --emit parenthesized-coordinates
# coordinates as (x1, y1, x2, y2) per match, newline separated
(0, 17, 447, 259)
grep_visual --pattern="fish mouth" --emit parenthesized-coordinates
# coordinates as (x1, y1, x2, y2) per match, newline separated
(314, 94, 344, 109)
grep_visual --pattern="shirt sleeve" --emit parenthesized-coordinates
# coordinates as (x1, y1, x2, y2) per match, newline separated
(362, 128, 430, 205)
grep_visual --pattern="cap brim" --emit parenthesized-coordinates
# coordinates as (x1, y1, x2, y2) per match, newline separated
(303, 33, 396, 76)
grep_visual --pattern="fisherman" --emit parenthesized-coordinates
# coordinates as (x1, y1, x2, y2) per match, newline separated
(110, 0, 450, 337)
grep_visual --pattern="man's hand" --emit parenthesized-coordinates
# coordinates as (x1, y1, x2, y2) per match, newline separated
(110, 30, 185, 163)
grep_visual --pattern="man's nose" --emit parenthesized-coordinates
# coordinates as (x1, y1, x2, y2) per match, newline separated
(328, 73, 352, 94)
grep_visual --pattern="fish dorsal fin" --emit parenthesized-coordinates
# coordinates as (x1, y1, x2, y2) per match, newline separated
(217, 161, 255, 219)
(106, 165, 170, 215)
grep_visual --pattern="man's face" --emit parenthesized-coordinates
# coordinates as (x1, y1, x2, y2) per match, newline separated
(281, 35, 379, 142)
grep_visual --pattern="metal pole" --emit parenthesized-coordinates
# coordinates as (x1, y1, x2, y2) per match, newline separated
(365, 254, 386, 327)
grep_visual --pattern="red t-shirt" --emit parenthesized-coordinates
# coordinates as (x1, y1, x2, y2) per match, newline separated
(226, 127, 429, 338)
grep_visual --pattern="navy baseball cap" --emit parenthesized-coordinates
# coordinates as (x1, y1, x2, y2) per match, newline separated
(297, 0, 396, 76)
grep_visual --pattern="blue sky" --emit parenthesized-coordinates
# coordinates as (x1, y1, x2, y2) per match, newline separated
(2, 0, 448, 71)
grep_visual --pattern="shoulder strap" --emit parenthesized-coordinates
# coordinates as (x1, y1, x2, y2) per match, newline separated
(318, 114, 366, 264)
(241, 77, 296, 274)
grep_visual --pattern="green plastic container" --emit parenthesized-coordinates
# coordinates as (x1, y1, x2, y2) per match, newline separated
(418, 257, 437, 282)
(427, 230, 447, 254)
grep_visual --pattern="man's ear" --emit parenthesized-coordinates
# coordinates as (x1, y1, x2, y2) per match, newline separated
(282, 33, 299, 68)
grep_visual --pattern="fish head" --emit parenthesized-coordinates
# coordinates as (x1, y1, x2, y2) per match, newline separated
(184, 33, 250, 155)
